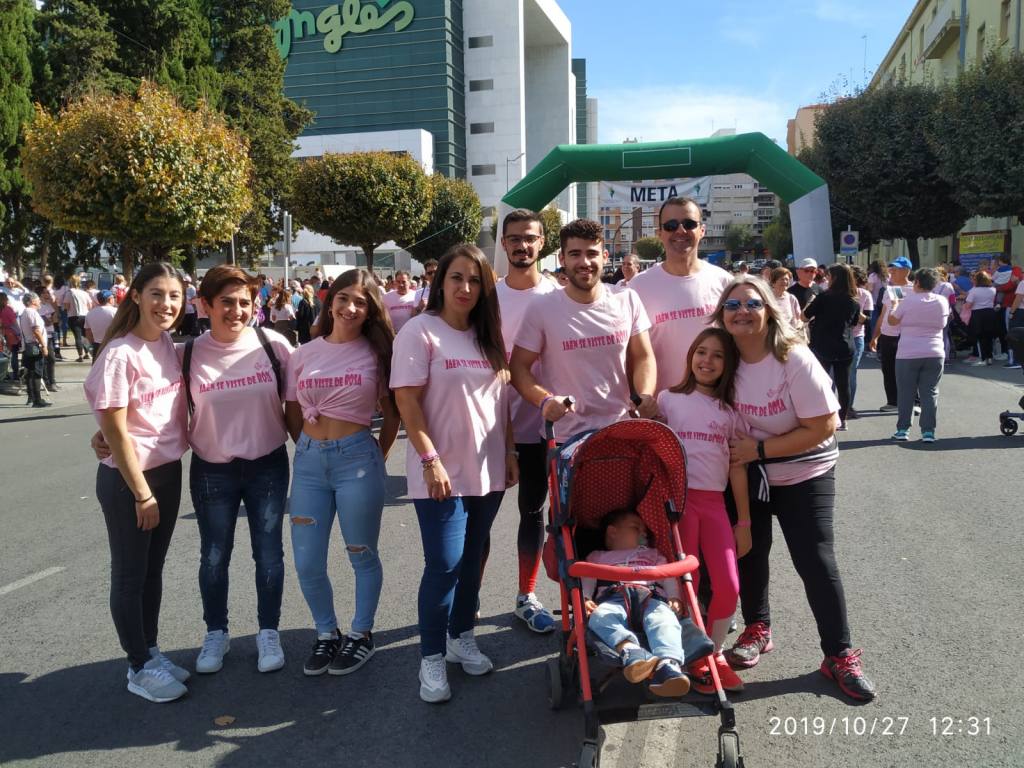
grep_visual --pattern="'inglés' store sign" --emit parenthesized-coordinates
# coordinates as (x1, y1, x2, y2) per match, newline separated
(273, 0, 415, 59)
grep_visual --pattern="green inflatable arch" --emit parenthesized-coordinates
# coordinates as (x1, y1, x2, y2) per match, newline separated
(494, 132, 832, 274)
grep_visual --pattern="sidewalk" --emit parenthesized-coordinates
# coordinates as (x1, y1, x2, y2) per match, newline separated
(0, 349, 93, 423)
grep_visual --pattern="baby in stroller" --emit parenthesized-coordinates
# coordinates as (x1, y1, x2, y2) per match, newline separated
(582, 508, 691, 697)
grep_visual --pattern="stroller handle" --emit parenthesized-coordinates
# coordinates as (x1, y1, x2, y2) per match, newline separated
(543, 396, 576, 442)
(568, 555, 700, 582)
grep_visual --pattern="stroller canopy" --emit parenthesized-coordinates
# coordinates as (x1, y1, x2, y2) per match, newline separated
(555, 419, 688, 562)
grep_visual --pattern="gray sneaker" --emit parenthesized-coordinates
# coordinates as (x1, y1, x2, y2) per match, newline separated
(196, 630, 230, 674)
(445, 631, 493, 675)
(148, 647, 190, 683)
(127, 666, 187, 703)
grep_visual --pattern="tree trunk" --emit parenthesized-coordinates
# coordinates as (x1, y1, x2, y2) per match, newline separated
(906, 237, 920, 269)
(361, 244, 376, 273)
(122, 245, 136, 278)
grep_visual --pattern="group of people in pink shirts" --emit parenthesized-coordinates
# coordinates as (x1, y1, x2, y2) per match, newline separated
(82, 196, 876, 707)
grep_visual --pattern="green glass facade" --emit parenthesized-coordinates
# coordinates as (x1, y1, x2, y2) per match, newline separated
(281, 1, 466, 178)
(571, 57, 588, 219)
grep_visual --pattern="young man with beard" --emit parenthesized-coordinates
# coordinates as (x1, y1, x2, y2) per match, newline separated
(510, 219, 658, 446)
(628, 197, 733, 394)
(494, 209, 559, 633)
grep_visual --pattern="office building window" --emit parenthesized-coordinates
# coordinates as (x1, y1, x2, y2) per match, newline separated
(469, 79, 494, 92)
(468, 35, 494, 48)
(470, 122, 495, 134)
(471, 164, 496, 176)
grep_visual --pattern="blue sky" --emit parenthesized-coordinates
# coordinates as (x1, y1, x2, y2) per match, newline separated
(558, 0, 911, 147)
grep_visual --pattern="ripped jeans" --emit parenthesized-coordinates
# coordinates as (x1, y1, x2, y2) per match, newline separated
(190, 445, 288, 633)
(289, 431, 386, 635)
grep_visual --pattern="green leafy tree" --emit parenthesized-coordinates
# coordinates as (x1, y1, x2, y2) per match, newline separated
(22, 82, 253, 275)
(0, 0, 35, 277)
(538, 204, 563, 258)
(289, 151, 433, 270)
(209, 0, 312, 263)
(932, 51, 1024, 223)
(401, 174, 482, 263)
(812, 83, 967, 268)
(724, 223, 754, 254)
(633, 235, 664, 261)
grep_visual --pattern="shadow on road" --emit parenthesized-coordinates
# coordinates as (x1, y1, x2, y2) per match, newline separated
(838, 435, 1021, 452)
(0, 622, 581, 768)
(0, 409, 91, 424)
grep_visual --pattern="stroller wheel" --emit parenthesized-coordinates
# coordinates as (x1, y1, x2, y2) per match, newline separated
(576, 740, 599, 768)
(546, 657, 565, 710)
(1000, 418, 1018, 437)
(716, 730, 743, 768)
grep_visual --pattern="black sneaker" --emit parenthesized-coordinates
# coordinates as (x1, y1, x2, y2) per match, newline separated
(303, 630, 341, 676)
(329, 632, 375, 676)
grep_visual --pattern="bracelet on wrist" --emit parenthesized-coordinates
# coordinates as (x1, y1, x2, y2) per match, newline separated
(421, 458, 439, 472)
(756, 440, 766, 461)
(539, 394, 555, 410)
(135, 494, 154, 505)
(507, 449, 519, 458)
(735, 520, 751, 528)
(419, 451, 439, 465)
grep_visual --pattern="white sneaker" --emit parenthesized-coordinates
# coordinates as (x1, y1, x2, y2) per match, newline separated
(148, 646, 190, 683)
(127, 665, 187, 703)
(419, 654, 451, 703)
(445, 631, 493, 675)
(196, 630, 230, 674)
(256, 629, 285, 673)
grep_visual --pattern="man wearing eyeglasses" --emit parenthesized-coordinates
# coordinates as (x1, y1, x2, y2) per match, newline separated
(494, 208, 559, 635)
(412, 259, 438, 316)
(511, 218, 658, 444)
(628, 197, 733, 393)
(789, 258, 822, 310)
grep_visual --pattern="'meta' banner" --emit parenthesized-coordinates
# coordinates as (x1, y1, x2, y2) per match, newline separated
(599, 177, 712, 208)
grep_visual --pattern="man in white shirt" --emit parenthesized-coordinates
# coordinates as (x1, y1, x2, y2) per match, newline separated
(382, 270, 417, 333)
(628, 197, 733, 394)
(412, 259, 438, 316)
(494, 209, 559, 634)
(614, 253, 640, 290)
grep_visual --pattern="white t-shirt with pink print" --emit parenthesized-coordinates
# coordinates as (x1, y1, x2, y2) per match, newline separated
(84, 332, 188, 471)
(658, 389, 741, 492)
(732, 344, 839, 487)
(391, 312, 510, 499)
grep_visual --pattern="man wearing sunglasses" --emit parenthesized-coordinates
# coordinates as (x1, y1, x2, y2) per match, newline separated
(628, 196, 733, 393)
(510, 218, 658, 444)
(412, 259, 438, 316)
(493, 208, 559, 635)
(789, 258, 822, 310)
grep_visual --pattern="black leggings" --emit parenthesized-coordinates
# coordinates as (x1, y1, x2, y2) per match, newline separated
(877, 334, 899, 406)
(97, 460, 182, 669)
(738, 467, 851, 658)
(969, 308, 998, 361)
(67, 316, 87, 357)
(815, 355, 852, 422)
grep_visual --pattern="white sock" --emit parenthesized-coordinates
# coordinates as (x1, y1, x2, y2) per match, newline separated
(710, 618, 732, 654)
(620, 641, 641, 653)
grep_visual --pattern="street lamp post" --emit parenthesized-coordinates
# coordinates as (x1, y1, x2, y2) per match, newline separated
(505, 151, 525, 193)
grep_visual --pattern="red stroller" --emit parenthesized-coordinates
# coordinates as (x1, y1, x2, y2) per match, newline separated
(542, 418, 744, 768)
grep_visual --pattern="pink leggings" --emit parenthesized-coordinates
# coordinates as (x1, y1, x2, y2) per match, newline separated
(682, 489, 739, 625)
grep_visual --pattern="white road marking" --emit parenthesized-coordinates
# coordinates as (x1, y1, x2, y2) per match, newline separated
(0, 566, 66, 596)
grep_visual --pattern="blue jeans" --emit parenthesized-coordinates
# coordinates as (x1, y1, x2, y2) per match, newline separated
(588, 593, 684, 662)
(190, 445, 288, 632)
(849, 336, 865, 408)
(414, 491, 504, 656)
(289, 431, 386, 635)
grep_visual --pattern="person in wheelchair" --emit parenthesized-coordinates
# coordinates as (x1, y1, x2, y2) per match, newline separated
(582, 509, 690, 697)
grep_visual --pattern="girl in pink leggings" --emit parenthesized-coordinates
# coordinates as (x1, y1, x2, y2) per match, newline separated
(657, 327, 750, 694)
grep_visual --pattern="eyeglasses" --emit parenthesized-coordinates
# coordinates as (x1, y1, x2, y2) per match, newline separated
(425, 269, 437, 276)
(661, 218, 701, 232)
(503, 235, 542, 246)
(722, 298, 765, 312)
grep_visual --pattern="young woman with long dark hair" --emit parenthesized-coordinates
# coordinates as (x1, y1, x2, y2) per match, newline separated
(391, 244, 518, 703)
(83, 262, 190, 703)
(285, 269, 401, 677)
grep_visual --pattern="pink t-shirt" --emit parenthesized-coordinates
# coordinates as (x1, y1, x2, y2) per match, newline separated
(184, 329, 292, 463)
(581, 547, 680, 600)
(391, 312, 510, 498)
(891, 292, 949, 359)
(852, 288, 874, 338)
(657, 389, 740, 492)
(880, 283, 911, 337)
(775, 290, 803, 330)
(733, 344, 839, 487)
(496, 277, 557, 444)
(514, 286, 651, 443)
(84, 305, 117, 342)
(286, 335, 382, 426)
(382, 289, 417, 333)
(628, 262, 733, 393)
(84, 332, 188, 471)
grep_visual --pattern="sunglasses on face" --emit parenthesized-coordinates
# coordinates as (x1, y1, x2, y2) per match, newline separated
(504, 235, 542, 246)
(722, 298, 765, 312)
(661, 218, 701, 232)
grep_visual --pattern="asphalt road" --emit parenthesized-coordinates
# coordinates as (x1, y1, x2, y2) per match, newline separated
(1, 355, 1022, 768)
